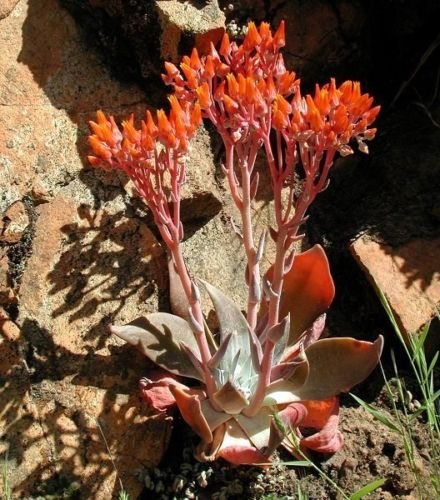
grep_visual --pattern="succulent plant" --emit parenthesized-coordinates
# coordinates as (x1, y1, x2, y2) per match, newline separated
(109, 245, 382, 464)
(89, 20, 382, 464)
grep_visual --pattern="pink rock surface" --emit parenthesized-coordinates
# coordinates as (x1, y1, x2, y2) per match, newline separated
(0, 201, 29, 244)
(1, 194, 171, 498)
(0, 0, 147, 211)
(0, 1, 173, 496)
(351, 236, 440, 337)
(0, 0, 19, 19)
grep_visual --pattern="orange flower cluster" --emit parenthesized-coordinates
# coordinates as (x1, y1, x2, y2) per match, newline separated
(88, 20, 380, 234)
(88, 97, 201, 169)
(163, 21, 298, 143)
(88, 98, 201, 244)
(163, 21, 379, 160)
(273, 79, 380, 157)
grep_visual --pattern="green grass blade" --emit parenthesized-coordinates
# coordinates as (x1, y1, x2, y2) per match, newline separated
(425, 352, 439, 383)
(350, 478, 386, 500)
(350, 394, 402, 434)
(411, 323, 430, 357)
(431, 389, 440, 403)
(278, 460, 312, 467)
(376, 286, 402, 338)
(2, 450, 13, 500)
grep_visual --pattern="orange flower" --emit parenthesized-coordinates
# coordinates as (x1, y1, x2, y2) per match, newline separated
(219, 33, 230, 57)
(243, 22, 262, 51)
(196, 83, 211, 110)
(272, 20, 286, 48)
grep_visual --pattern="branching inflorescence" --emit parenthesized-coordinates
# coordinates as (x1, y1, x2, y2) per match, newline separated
(88, 21, 383, 465)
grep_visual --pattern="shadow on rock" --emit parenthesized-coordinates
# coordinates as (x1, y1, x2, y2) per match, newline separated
(2, 317, 170, 498)
(46, 205, 167, 346)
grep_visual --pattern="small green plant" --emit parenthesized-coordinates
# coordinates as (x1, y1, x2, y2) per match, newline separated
(1, 451, 13, 500)
(351, 287, 440, 497)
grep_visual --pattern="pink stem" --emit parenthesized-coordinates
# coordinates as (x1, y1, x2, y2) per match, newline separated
(224, 138, 261, 331)
(245, 143, 336, 416)
(169, 240, 218, 399)
(239, 140, 261, 331)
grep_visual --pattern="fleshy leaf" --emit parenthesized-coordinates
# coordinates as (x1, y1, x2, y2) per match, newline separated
(217, 420, 269, 465)
(170, 385, 212, 442)
(270, 358, 305, 383)
(235, 406, 272, 451)
(302, 313, 327, 350)
(264, 336, 383, 404)
(300, 396, 339, 429)
(295, 336, 384, 401)
(263, 358, 309, 406)
(139, 371, 204, 412)
(200, 279, 254, 384)
(281, 314, 326, 362)
(268, 315, 290, 367)
(212, 379, 248, 414)
(168, 254, 190, 320)
(264, 245, 335, 343)
(208, 332, 233, 369)
(195, 424, 227, 462)
(300, 397, 344, 453)
(266, 403, 307, 456)
(200, 399, 232, 431)
(110, 313, 203, 381)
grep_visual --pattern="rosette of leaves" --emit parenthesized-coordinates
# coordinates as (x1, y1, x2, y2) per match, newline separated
(111, 245, 383, 465)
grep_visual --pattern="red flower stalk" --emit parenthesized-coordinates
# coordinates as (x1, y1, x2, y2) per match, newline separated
(162, 21, 380, 416)
(88, 98, 201, 248)
(163, 21, 301, 332)
(88, 101, 218, 397)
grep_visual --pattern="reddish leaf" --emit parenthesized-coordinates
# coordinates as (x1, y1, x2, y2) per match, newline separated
(266, 403, 307, 456)
(265, 245, 335, 343)
(296, 336, 384, 401)
(219, 445, 268, 465)
(300, 396, 339, 429)
(300, 397, 344, 453)
(139, 370, 204, 412)
(170, 385, 212, 442)
(217, 420, 269, 465)
(264, 336, 383, 405)
(195, 420, 270, 465)
(195, 424, 227, 462)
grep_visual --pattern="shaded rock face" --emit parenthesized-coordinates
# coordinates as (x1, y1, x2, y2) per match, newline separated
(61, 0, 368, 90)
(222, 0, 367, 85)
(61, 0, 225, 92)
